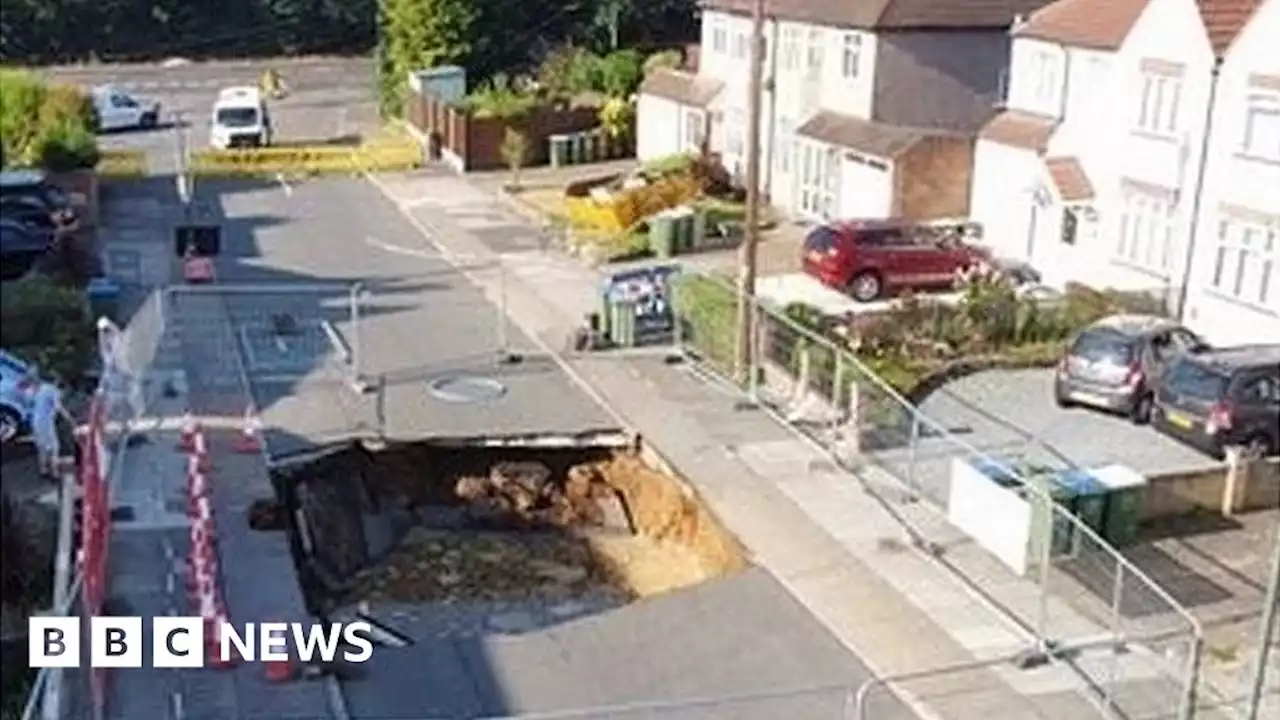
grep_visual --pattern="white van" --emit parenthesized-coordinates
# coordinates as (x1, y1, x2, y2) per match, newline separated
(90, 85, 161, 132)
(209, 87, 273, 149)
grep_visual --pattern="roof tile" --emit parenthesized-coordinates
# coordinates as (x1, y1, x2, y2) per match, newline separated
(1046, 156, 1094, 201)
(978, 109, 1058, 152)
(1196, 0, 1263, 56)
(699, 0, 1057, 29)
(796, 111, 941, 158)
(1014, 0, 1151, 50)
(638, 68, 724, 107)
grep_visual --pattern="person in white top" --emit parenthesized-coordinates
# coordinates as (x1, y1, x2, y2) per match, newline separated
(29, 374, 63, 478)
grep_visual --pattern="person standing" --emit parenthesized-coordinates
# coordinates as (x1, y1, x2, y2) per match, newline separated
(31, 376, 64, 478)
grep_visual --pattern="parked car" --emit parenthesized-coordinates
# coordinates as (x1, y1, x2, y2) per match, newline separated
(1152, 345, 1280, 459)
(0, 350, 41, 445)
(801, 219, 991, 302)
(90, 85, 162, 132)
(1054, 314, 1207, 424)
(0, 170, 78, 225)
(0, 217, 55, 281)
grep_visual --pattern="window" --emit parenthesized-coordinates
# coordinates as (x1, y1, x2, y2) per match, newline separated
(1032, 51, 1060, 113)
(1136, 73, 1182, 136)
(1241, 93, 1280, 161)
(726, 109, 745, 156)
(841, 33, 862, 79)
(111, 94, 137, 108)
(781, 27, 801, 72)
(711, 19, 727, 53)
(1210, 219, 1278, 308)
(1115, 191, 1178, 274)
(684, 110, 704, 151)
(1062, 208, 1079, 245)
(732, 32, 747, 60)
(798, 144, 837, 218)
(806, 30, 823, 74)
(1238, 376, 1280, 405)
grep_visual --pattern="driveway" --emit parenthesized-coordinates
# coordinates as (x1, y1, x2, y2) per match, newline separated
(869, 368, 1223, 505)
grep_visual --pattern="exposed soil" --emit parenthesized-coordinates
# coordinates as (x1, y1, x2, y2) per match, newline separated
(281, 444, 748, 610)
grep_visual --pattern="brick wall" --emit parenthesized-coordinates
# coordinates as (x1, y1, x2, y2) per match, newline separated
(893, 136, 974, 220)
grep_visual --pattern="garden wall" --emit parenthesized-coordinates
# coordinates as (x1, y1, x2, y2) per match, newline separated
(407, 91, 609, 172)
(1141, 456, 1280, 523)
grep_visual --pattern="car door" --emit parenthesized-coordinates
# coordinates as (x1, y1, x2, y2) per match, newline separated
(109, 92, 140, 128)
(1146, 329, 1199, 392)
(1233, 372, 1280, 454)
(879, 227, 939, 289)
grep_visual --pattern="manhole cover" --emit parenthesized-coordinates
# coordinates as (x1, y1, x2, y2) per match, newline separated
(427, 375, 507, 403)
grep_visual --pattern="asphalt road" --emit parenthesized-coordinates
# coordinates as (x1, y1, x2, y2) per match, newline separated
(45, 57, 379, 175)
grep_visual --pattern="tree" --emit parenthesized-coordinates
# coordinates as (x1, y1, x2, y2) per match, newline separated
(500, 126, 529, 189)
(0, 71, 98, 171)
(378, 0, 477, 117)
(0, 276, 96, 385)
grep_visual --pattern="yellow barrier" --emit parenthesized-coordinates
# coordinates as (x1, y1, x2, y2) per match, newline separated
(564, 173, 699, 232)
(189, 141, 423, 176)
(96, 149, 148, 178)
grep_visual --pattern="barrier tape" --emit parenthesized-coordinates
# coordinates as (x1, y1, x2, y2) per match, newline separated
(97, 150, 148, 178)
(189, 142, 423, 176)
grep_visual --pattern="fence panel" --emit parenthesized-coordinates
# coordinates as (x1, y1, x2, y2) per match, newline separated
(669, 270, 1205, 720)
(493, 685, 861, 719)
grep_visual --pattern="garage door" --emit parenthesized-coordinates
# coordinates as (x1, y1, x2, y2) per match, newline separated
(839, 152, 892, 219)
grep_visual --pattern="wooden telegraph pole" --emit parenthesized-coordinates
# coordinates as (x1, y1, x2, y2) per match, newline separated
(733, 0, 766, 384)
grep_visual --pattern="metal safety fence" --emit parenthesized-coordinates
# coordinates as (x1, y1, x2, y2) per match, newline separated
(667, 270, 1207, 720)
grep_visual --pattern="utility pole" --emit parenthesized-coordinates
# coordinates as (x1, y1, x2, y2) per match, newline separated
(733, 0, 766, 384)
(1246, 518, 1280, 720)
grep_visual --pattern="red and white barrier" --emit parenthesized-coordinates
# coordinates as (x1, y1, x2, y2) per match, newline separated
(183, 430, 234, 670)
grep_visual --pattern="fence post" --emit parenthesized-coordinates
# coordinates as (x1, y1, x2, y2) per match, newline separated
(670, 277, 684, 357)
(349, 282, 363, 382)
(1105, 563, 1126, 714)
(906, 415, 921, 499)
(748, 300, 763, 402)
(1036, 496, 1055, 652)
(1179, 633, 1204, 720)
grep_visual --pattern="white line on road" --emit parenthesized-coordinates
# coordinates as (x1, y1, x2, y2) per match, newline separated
(165, 573, 174, 594)
(276, 172, 293, 197)
(364, 235, 442, 261)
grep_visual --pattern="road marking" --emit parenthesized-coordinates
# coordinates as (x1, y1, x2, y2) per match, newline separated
(364, 235, 440, 261)
(276, 172, 293, 197)
(165, 573, 174, 594)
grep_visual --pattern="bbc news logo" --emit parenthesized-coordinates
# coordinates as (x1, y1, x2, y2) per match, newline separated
(30, 617, 374, 668)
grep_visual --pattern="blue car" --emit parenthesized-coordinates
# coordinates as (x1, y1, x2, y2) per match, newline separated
(0, 350, 45, 444)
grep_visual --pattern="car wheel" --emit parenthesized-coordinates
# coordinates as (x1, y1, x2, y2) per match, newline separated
(0, 407, 23, 445)
(1054, 391, 1074, 409)
(1129, 393, 1153, 425)
(848, 272, 882, 303)
(141, 111, 158, 128)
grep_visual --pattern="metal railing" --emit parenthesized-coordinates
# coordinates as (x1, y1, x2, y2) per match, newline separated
(668, 270, 1206, 720)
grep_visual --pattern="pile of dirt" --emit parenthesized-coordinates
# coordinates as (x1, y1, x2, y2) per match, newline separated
(453, 460, 630, 533)
(342, 528, 623, 605)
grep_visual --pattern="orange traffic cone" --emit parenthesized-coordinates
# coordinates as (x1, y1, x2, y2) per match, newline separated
(264, 652, 294, 682)
(233, 405, 262, 454)
(204, 615, 235, 669)
(177, 411, 199, 452)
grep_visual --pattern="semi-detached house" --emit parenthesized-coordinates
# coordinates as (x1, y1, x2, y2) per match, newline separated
(970, 0, 1278, 345)
(636, 0, 1055, 223)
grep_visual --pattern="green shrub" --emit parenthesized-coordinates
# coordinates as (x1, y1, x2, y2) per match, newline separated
(0, 71, 98, 171)
(673, 273, 738, 375)
(462, 74, 541, 119)
(599, 49, 644, 98)
(0, 276, 96, 385)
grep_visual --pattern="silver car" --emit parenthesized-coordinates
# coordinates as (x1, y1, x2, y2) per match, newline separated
(1053, 314, 1206, 424)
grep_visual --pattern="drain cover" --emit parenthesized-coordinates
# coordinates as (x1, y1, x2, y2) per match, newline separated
(427, 375, 507, 403)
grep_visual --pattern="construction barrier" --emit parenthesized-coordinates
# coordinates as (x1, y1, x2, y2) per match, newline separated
(189, 140, 423, 177)
(564, 172, 699, 232)
(96, 149, 148, 178)
(182, 427, 236, 671)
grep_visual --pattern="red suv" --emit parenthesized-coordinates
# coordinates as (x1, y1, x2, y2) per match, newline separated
(801, 219, 990, 301)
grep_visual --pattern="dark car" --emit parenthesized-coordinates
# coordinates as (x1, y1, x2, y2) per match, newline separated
(0, 169, 77, 220)
(0, 217, 55, 281)
(1152, 345, 1280, 459)
(0, 195, 59, 231)
(801, 219, 990, 302)
(1054, 314, 1207, 423)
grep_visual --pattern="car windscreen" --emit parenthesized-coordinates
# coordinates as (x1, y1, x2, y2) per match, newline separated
(804, 227, 836, 252)
(215, 107, 259, 127)
(1163, 358, 1229, 401)
(1070, 329, 1135, 365)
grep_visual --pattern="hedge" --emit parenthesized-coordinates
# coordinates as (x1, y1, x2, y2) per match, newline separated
(0, 71, 99, 172)
(0, 276, 96, 385)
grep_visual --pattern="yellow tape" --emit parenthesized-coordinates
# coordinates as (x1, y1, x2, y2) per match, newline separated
(562, 172, 698, 231)
(189, 142, 423, 176)
(96, 150, 148, 178)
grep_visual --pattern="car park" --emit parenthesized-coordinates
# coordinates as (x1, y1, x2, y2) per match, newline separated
(1152, 344, 1280, 459)
(1054, 314, 1207, 424)
(90, 85, 162, 132)
(801, 219, 991, 302)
